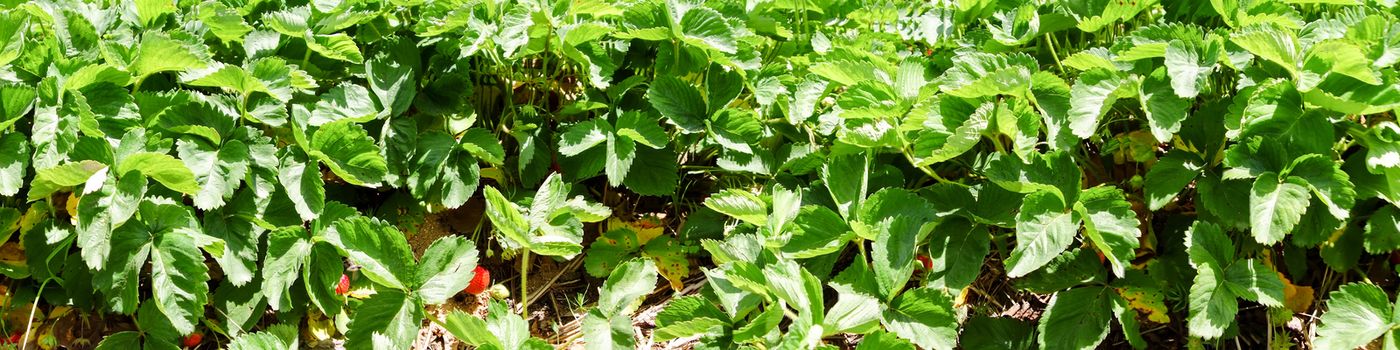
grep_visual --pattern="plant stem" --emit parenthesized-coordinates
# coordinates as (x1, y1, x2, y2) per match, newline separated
(1044, 34, 1065, 75)
(519, 249, 531, 316)
(20, 280, 47, 350)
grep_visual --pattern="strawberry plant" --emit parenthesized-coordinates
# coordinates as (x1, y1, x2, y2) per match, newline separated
(3, 0, 1400, 348)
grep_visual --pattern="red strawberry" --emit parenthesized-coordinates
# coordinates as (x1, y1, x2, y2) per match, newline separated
(182, 332, 202, 348)
(5, 331, 19, 344)
(916, 255, 933, 270)
(464, 266, 490, 295)
(336, 274, 351, 295)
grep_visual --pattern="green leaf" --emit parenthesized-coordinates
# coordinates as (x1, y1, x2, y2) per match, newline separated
(483, 186, 532, 250)
(559, 119, 610, 156)
(823, 154, 870, 220)
(936, 52, 1037, 98)
(278, 155, 325, 221)
(151, 229, 212, 335)
(1314, 283, 1398, 350)
(1230, 24, 1300, 78)
(1145, 151, 1202, 210)
(177, 139, 250, 210)
(863, 188, 936, 298)
(1186, 221, 1236, 339)
(262, 229, 311, 311)
(1222, 259, 1285, 307)
(779, 205, 853, 259)
(648, 76, 706, 134)
(1068, 68, 1130, 139)
(1140, 67, 1191, 141)
(28, 160, 105, 201)
(1163, 39, 1220, 98)
(117, 152, 203, 196)
(459, 128, 505, 166)
(703, 189, 768, 226)
(1038, 287, 1113, 350)
(1075, 186, 1141, 278)
(923, 217, 989, 290)
(880, 287, 958, 350)
(327, 216, 416, 290)
(134, 0, 175, 28)
(0, 131, 28, 197)
(983, 151, 1082, 203)
(345, 290, 423, 350)
(414, 237, 479, 305)
(678, 7, 736, 54)
(1005, 191, 1079, 278)
(621, 147, 679, 196)
(1365, 205, 1400, 254)
(131, 33, 208, 81)
(615, 111, 668, 149)
(654, 296, 729, 341)
(307, 33, 365, 63)
(310, 120, 388, 187)
(1287, 154, 1356, 221)
(1249, 173, 1311, 244)
(583, 258, 659, 349)
(310, 83, 378, 126)
(856, 330, 915, 350)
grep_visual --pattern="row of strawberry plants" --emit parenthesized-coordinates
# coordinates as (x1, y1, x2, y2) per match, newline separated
(2, 0, 1400, 349)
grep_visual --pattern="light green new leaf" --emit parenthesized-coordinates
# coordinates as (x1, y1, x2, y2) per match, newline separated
(327, 217, 416, 290)
(1313, 283, 1398, 350)
(1249, 173, 1311, 245)
(310, 120, 387, 187)
(1006, 191, 1079, 278)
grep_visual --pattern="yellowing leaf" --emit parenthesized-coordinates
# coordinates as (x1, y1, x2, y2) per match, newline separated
(1117, 286, 1170, 323)
(1278, 272, 1314, 313)
(607, 214, 666, 244)
(641, 236, 690, 291)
